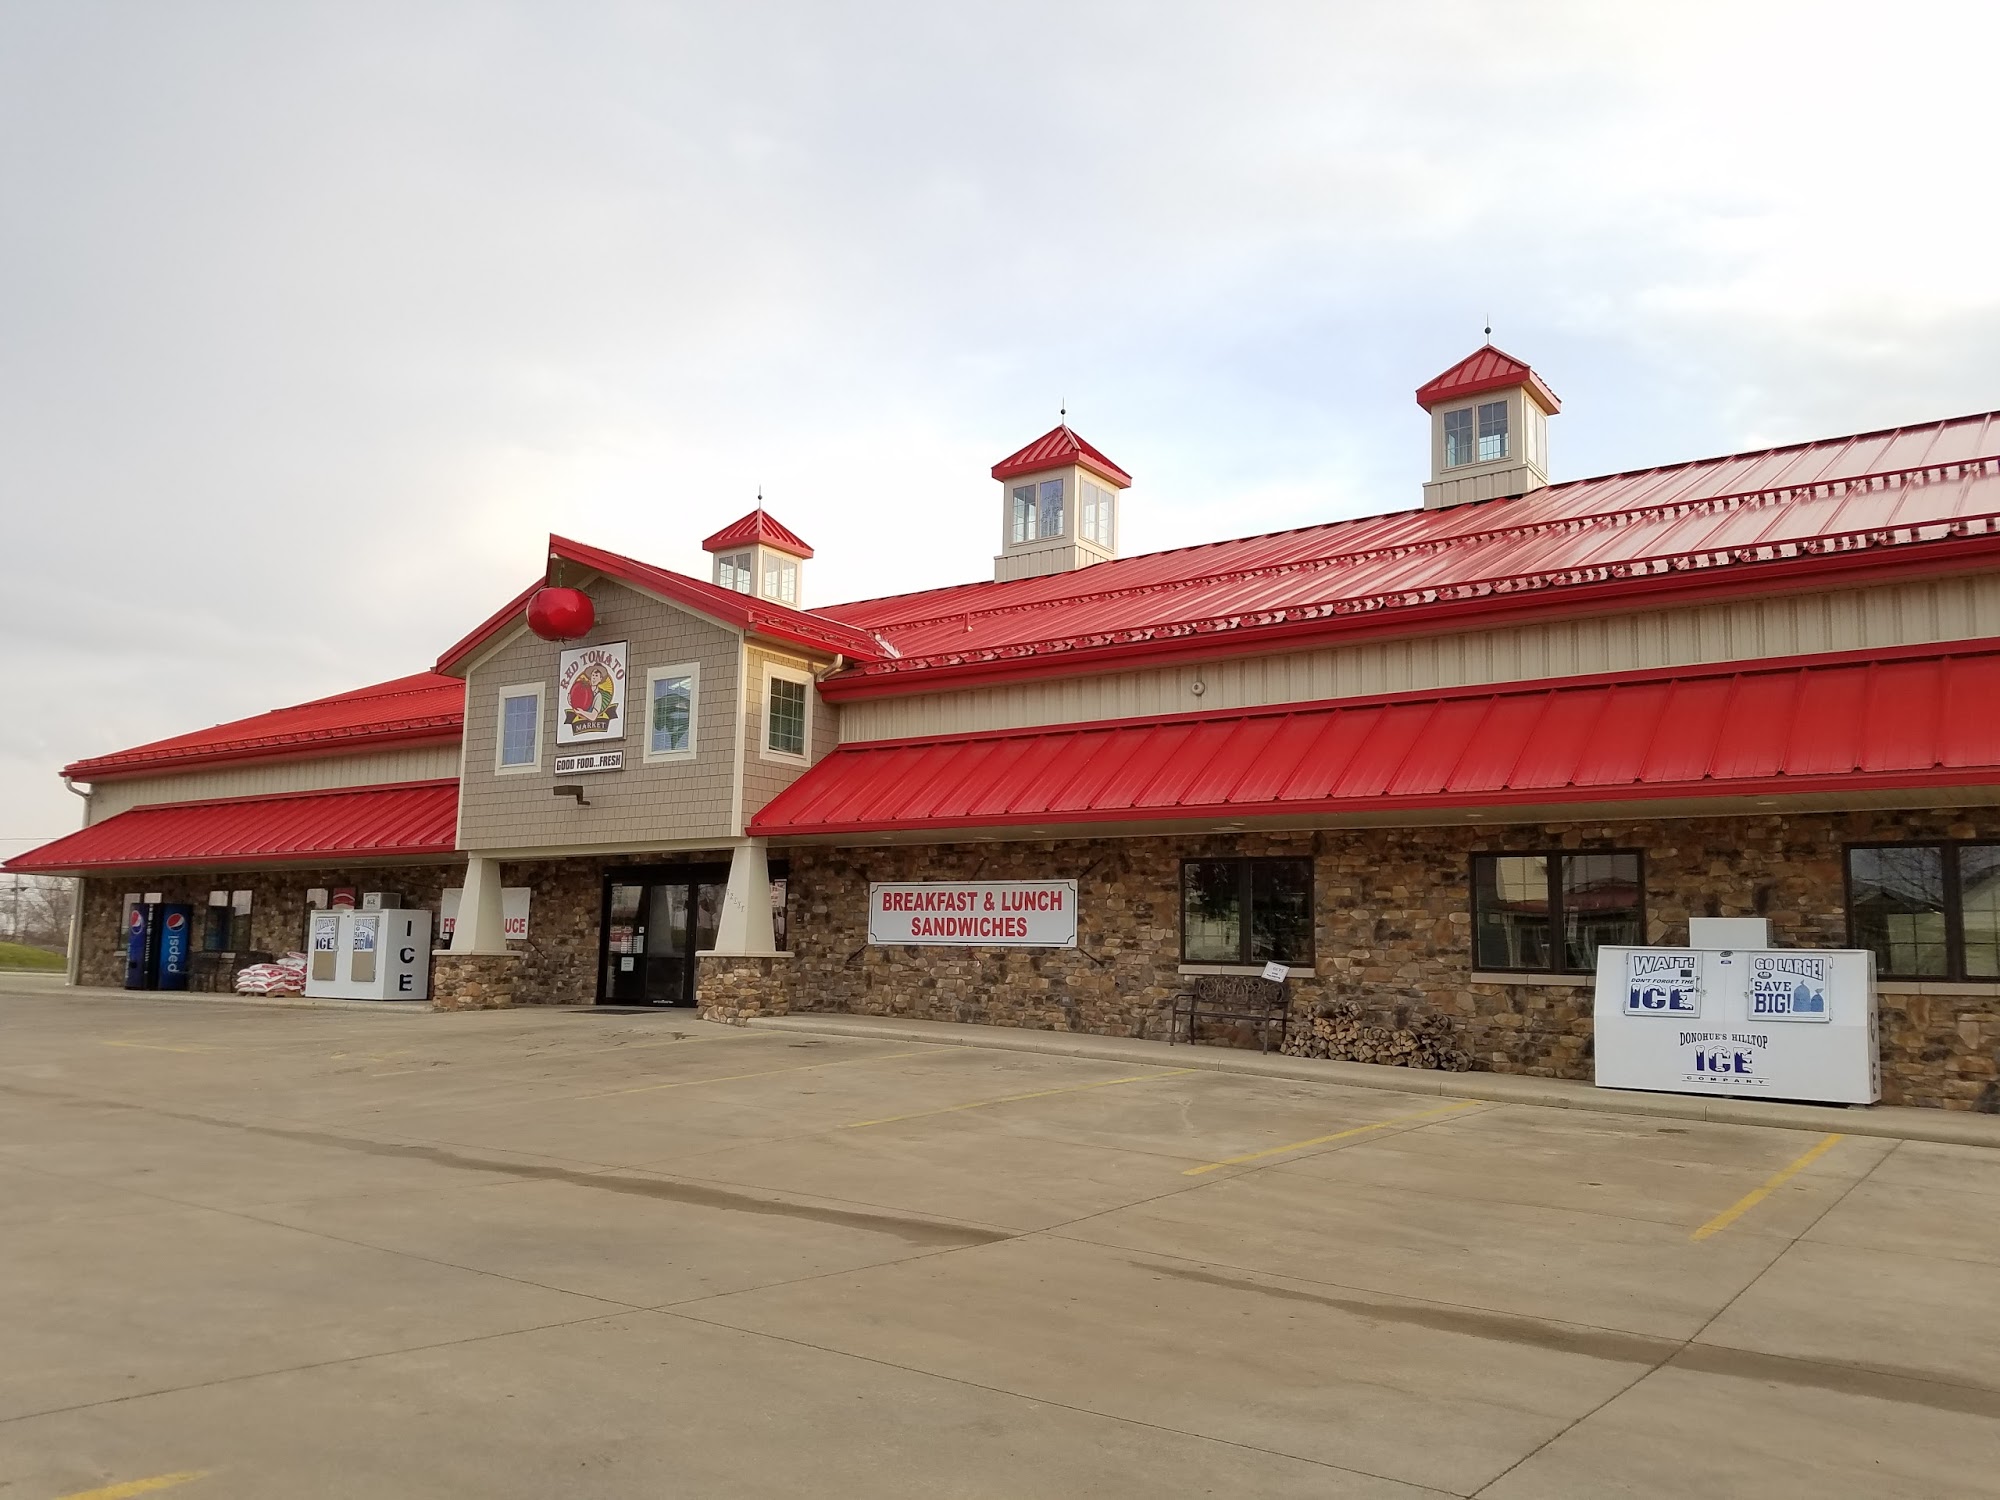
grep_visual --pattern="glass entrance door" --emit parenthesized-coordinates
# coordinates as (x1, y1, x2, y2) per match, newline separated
(599, 874, 728, 1007)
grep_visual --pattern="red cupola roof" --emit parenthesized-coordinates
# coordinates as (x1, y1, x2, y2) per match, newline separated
(702, 508, 814, 558)
(1416, 344, 1562, 414)
(991, 424, 1133, 487)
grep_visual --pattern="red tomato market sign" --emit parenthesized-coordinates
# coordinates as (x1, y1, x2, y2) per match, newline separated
(868, 881, 1078, 947)
(557, 640, 627, 745)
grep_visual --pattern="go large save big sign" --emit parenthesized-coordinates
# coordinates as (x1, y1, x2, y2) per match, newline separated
(868, 881, 1078, 947)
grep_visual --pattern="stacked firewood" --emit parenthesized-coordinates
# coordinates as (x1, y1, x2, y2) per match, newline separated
(1281, 1000, 1471, 1072)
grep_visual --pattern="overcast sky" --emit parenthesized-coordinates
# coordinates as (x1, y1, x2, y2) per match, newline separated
(4, 1, 1997, 853)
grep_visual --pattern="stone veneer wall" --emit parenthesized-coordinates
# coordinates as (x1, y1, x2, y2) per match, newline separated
(496, 858, 609, 1006)
(431, 952, 521, 1010)
(75, 865, 454, 989)
(695, 955, 793, 1021)
(774, 808, 2000, 1111)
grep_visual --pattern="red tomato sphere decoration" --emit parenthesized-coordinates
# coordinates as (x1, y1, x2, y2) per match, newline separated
(525, 586, 594, 641)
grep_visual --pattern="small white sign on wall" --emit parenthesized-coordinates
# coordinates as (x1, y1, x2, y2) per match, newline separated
(868, 881, 1078, 947)
(439, 887, 533, 942)
(554, 750, 623, 775)
(1261, 961, 1290, 983)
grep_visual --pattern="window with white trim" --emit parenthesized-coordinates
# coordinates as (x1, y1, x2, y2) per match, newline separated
(1080, 478, 1117, 548)
(1010, 477, 1066, 543)
(716, 552, 753, 592)
(495, 684, 544, 772)
(763, 665, 810, 760)
(760, 555, 798, 604)
(1443, 399, 1509, 468)
(645, 664, 698, 760)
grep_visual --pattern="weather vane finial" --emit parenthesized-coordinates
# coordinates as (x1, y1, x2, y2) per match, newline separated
(1060, 397, 1067, 423)
(1484, 316, 1492, 342)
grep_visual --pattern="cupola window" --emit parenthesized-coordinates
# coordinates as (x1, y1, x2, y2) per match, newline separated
(717, 552, 754, 592)
(1478, 400, 1509, 462)
(1444, 401, 1510, 468)
(1011, 478, 1066, 543)
(1080, 478, 1117, 548)
(761, 555, 799, 605)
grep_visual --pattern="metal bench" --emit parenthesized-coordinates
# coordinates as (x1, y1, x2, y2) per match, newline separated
(1169, 973, 1291, 1053)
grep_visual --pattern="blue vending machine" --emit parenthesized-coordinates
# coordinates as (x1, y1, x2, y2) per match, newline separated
(124, 902, 159, 989)
(157, 904, 192, 990)
(123, 901, 193, 990)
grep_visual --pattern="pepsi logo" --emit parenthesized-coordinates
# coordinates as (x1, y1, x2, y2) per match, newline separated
(166, 913, 186, 930)
(129, 910, 144, 930)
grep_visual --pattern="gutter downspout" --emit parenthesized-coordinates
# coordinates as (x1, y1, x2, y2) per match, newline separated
(60, 777, 88, 987)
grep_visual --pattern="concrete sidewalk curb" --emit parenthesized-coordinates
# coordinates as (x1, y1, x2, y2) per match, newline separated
(1, 980, 430, 1014)
(743, 1013, 2000, 1150)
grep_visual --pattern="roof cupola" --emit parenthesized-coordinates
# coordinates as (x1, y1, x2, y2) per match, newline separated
(702, 504, 813, 606)
(1415, 343, 1561, 509)
(990, 422, 1130, 583)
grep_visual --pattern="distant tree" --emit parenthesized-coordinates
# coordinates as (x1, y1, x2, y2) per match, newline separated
(7, 876, 74, 953)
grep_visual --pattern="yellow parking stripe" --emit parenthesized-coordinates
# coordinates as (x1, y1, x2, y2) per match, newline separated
(1182, 1099, 1483, 1175)
(1692, 1133, 1844, 1241)
(844, 1068, 1197, 1129)
(58, 1472, 209, 1500)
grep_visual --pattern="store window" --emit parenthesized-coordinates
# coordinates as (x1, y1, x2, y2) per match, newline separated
(646, 665, 697, 760)
(1847, 842, 2000, 979)
(1472, 851, 1643, 974)
(1443, 400, 1509, 468)
(717, 552, 754, 593)
(205, 891, 230, 952)
(1180, 858, 1313, 966)
(765, 668, 809, 759)
(760, 556, 799, 605)
(1011, 477, 1065, 543)
(205, 889, 252, 950)
(1080, 478, 1117, 548)
(496, 684, 543, 772)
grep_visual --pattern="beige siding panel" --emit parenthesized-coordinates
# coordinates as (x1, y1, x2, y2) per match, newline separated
(87, 742, 463, 823)
(457, 580, 742, 853)
(740, 646, 830, 822)
(838, 573, 2000, 743)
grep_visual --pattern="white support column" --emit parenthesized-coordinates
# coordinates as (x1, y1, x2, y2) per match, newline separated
(449, 855, 510, 955)
(709, 839, 780, 956)
(64, 876, 84, 988)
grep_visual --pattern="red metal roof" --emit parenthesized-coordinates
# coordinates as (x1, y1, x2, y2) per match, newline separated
(1416, 344, 1562, 413)
(64, 673, 464, 782)
(750, 641, 2000, 837)
(818, 411, 2000, 698)
(702, 508, 815, 558)
(434, 534, 890, 675)
(4, 780, 460, 875)
(991, 424, 1133, 487)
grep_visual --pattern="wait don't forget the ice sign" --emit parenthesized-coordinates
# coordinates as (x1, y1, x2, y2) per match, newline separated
(868, 881, 1078, 947)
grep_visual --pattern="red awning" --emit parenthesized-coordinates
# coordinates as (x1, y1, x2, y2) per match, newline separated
(750, 643, 2000, 838)
(5, 781, 460, 875)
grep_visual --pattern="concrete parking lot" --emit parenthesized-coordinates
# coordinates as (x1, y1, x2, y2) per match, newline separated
(2, 980, 1997, 1498)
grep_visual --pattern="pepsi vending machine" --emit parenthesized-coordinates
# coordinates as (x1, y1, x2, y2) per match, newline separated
(123, 901, 193, 990)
